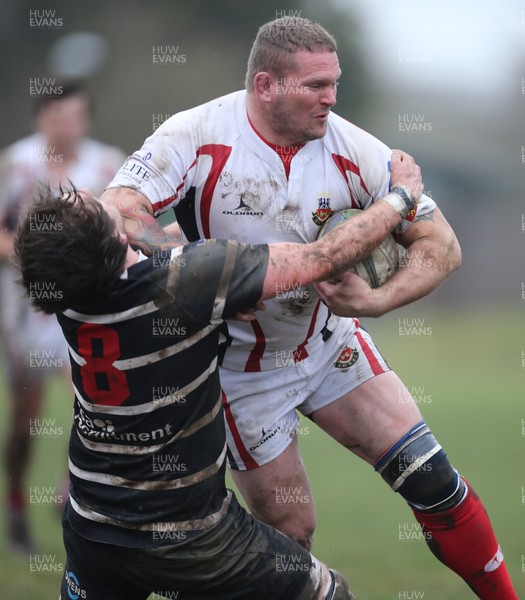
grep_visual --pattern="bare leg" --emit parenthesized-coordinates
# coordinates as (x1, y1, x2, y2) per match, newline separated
(230, 436, 317, 551)
(311, 371, 422, 464)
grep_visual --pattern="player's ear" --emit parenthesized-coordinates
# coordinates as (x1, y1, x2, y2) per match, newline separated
(253, 72, 274, 102)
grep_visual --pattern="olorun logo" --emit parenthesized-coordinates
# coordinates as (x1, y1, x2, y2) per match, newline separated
(222, 196, 263, 216)
(249, 425, 282, 452)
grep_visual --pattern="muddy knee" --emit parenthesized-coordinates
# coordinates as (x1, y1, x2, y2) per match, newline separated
(273, 508, 316, 551)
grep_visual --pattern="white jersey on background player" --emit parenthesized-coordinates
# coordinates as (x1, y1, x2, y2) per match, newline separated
(0, 132, 125, 377)
(0, 83, 125, 553)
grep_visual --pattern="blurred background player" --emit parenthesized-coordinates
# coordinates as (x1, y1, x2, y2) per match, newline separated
(0, 80, 125, 552)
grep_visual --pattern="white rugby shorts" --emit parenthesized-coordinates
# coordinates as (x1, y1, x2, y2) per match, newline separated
(220, 318, 390, 470)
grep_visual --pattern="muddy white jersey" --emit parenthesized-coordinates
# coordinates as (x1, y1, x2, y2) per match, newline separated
(108, 90, 436, 372)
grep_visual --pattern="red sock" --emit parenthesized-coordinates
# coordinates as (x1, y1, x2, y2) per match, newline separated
(413, 480, 517, 599)
(8, 488, 25, 511)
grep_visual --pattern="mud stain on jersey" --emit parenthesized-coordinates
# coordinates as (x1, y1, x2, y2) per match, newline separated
(278, 295, 311, 316)
(276, 283, 316, 316)
(219, 172, 279, 216)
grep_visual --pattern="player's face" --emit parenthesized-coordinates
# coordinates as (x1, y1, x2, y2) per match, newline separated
(268, 50, 341, 145)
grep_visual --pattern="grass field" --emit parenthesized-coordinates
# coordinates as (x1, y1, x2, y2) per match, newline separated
(0, 307, 523, 599)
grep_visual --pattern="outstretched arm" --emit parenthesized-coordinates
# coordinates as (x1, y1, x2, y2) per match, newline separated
(262, 196, 406, 301)
(261, 150, 423, 300)
(103, 150, 424, 308)
(173, 158, 421, 323)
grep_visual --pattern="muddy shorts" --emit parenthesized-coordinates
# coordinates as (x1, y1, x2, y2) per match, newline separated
(59, 494, 326, 600)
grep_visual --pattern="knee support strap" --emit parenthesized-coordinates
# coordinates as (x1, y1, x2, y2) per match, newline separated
(374, 421, 466, 512)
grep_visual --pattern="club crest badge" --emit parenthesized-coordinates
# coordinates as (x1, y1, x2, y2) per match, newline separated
(312, 194, 334, 226)
(334, 346, 359, 369)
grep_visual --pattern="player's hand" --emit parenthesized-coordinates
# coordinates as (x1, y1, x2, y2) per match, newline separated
(314, 271, 386, 318)
(231, 301, 266, 322)
(390, 149, 423, 200)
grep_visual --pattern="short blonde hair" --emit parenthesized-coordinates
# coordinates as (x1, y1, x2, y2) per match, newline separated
(245, 17, 337, 91)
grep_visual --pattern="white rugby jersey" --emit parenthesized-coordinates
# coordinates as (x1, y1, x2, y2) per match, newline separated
(108, 90, 436, 372)
(0, 134, 125, 352)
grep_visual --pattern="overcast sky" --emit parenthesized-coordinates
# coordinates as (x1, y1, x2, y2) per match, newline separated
(330, 0, 525, 98)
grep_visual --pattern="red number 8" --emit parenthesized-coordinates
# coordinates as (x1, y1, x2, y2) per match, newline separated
(77, 323, 130, 406)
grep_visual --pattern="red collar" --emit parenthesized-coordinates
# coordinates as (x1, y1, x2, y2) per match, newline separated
(247, 113, 304, 178)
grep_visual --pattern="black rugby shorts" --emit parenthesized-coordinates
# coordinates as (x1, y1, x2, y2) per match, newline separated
(59, 495, 323, 600)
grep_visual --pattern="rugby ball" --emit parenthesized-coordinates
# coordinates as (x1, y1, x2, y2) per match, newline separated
(318, 208, 399, 288)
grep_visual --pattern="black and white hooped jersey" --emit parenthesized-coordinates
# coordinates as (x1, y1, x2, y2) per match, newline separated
(108, 90, 436, 372)
(57, 239, 268, 548)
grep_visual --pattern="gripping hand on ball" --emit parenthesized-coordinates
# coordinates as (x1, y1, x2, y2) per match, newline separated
(315, 271, 385, 318)
(387, 150, 423, 217)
